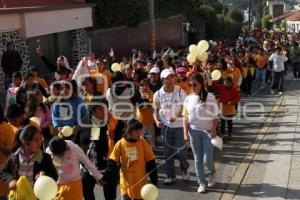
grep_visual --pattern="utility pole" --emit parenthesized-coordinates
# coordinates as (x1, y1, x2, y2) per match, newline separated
(148, 0, 156, 52)
(248, 0, 251, 31)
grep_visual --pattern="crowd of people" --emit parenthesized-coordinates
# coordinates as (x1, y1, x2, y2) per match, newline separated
(0, 29, 298, 200)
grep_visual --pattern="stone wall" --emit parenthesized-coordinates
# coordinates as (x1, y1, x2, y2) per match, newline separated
(0, 30, 30, 91)
(69, 28, 89, 67)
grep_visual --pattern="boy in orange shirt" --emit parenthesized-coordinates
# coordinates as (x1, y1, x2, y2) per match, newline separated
(175, 67, 191, 94)
(102, 119, 158, 200)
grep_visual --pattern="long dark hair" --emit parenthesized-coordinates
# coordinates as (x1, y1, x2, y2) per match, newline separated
(83, 77, 98, 94)
(13, 125, 40, 152)
(190, 73, 207, 102)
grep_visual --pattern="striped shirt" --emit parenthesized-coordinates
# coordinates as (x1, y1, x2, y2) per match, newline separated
(17, 148, 35, 182)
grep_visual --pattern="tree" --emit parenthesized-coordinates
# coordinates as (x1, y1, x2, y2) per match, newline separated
(229, 9, 244, 23)
(261, 14, 272, 30)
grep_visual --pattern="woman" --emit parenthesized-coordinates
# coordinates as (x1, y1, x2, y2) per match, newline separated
(47, 137, 103, 200)
(73, 98, 118, 200)
(182, 74, 219, 193)
(82, 77, 102, 103)
(52, 80, 87, 129)
(0, 125, 58, 191)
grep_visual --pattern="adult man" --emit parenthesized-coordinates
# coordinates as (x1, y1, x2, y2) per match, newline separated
(147, 67, 162, 93)
(1, 43, 22, 88)
(269, 46, 288, 95)
(153, 69, 189, 185)
(73, 98, 117, 200)
(289, 41, 300, 80)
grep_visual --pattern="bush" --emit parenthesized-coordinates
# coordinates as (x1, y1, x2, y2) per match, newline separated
(229, 9, 244, 23)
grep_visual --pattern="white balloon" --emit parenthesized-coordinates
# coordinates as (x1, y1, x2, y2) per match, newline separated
(188, 44, 197, 53)
(211, 70, 221, 81)
(61, 126, 73, 137)
(141, 184, 159, 200)
(197, 40, 209, 53)
(211, 136, 223, 151)
(111, 63, 121, 72)
(30, 117, 41, 128)
(34, 176, 58, 200)
(197, 52, 208, 62)
(187, 54, 196, 64)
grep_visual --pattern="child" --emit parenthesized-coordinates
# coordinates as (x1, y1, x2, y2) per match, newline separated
(0, 125, 58, 191)
(217, 76, 240, 138)
(47, 137, 103, 200)
(0, 105, 16, 199)
(35, 103, 52, 147)
(136, 80, 156, 147)
(6, 72, 22, 108)
(102, 119, 158, 200)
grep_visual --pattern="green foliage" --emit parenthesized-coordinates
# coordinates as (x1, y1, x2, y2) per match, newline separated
(228, 9, 244, 23)
(261, 14, 272, 30)
(93, 0, 148, 28)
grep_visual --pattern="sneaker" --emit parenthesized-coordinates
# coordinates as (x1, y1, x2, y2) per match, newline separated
(208, 175, 216, 187)
(270, 90, 275, 95)
(197, 183, 206, 193)
(164, 177, 176, 185)
(279, 92, 283, 95)
(228, 134, 233, 139)
(182, 170, 190, 181)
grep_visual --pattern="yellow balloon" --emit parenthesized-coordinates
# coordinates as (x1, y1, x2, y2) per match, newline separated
(211, 70, 221, 81)
(197, 40, 209, 53)
(188, 44, 197, 53)
(34, 176, 57, 200)
(111, 63, 121, 72)
(197, 52, 208, 62)
(187, 54, 196, 64)
(141, 184, 159, 200)
(61, 126, 73, 137)
(30, 117, 41, 128)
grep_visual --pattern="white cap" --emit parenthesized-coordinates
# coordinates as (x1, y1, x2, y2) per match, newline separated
(149, 67, 160, 74)
(160, 68, 175, 79)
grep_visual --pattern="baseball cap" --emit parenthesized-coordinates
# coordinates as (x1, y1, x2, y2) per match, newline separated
(160, 68, 175, 79)
(149, 67, 160, 74)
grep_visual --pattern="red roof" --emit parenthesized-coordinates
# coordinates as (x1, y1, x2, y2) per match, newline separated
(270, 11, 300, 22)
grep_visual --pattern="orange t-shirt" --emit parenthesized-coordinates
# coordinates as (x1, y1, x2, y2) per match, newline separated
(254, 54, 268, 69)
(136, 90, 154, 125)
(110, 138, 155, 199)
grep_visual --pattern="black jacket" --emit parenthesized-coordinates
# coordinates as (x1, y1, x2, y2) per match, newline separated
(0, 152, 58, 185)
(72, 115, 109, 170)
(1, 51, 22, 75)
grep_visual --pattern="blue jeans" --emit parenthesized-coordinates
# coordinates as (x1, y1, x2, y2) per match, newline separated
(255, 68, 266, 88)
(189, 128, 216, 184)
(161, 126, 189, 178)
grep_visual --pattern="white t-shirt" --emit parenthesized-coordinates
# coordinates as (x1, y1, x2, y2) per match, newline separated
(269, 53, 288, 72)
(183, 93, 219, 131)
(153, 86, 186, 128)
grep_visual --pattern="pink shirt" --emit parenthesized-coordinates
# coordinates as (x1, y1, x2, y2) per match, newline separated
(47, 141, 102, 184)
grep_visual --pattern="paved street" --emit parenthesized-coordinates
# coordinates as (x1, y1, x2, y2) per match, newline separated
(94, 72, 300, 200)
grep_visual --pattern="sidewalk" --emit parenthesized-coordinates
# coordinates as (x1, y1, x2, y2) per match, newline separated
(232, 80, 300, 200)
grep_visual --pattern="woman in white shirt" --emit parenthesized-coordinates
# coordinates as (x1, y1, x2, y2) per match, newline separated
(182, 73, 219, 193)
